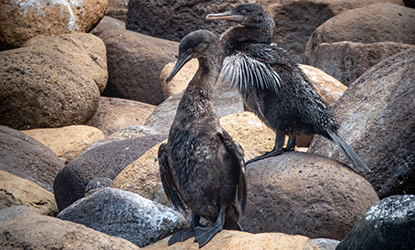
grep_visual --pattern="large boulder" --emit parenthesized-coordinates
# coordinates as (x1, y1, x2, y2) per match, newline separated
(0, 206, 140, 249)
(106, 0, 129, 21)
(91, 15, 126, 37)
(126, 0, 250, 42)
(258, 0, 404, 63)
(54, 136, 165, 211)
(22, 125, 105, 164)
(0, 126, 64, 192)
(0, 0, 108, 50)
(99, 29, 177, 105)
(309, 47, 415, 198)
(58, 188, 188, 248)
(86, 96, 156, 136)
(336, 195, 415, 250)
(0, 33, 106, 129)
(241, 152, 379, 240)
(0, 170, 58, 216)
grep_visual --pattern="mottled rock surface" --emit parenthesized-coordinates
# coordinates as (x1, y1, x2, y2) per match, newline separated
(0, 206, 140, 249)
(0, 170, 58, 216)
(87, 96, 156, 136)
(0, 0, 108, 50)
(312, 238, 339, 250)
(22, 125, 105, 164)
(54, 136, 165, 210)
(241, 152, 379, 240)
(0, 126, 64, 192)
(144, 231, 319, 250)
(99, 29, 177, 105)
(337, 195, 415, 250)
(106, 0, 128, 21)
(58, 188, 187, 248)
(309, 48, 415, 198)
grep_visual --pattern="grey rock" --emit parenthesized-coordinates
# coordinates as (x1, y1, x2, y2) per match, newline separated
(90, 16, 126, 37)
(85, 177, 113, 196)
(58, 188, 188, 247)
(313, 238, 340, 250)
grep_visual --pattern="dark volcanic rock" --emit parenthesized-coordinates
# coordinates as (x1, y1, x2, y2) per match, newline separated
(53, 135, 165, 211)
(241, 152, 379, 240)
(58, 188, 187, 248)
(309, 47, 415, 198)
(336, 195, 415, 250)
(0, 126, 64, 192)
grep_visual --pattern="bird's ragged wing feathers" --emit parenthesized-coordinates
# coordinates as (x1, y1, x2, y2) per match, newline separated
(158, 143, 186, 211)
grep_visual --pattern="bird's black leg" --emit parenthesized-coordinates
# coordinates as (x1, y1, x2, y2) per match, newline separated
(194, 205, 225, 248)
(168, 213, 201, 245)
(246, 130, 285, 165)
(284, 135, 296, 151)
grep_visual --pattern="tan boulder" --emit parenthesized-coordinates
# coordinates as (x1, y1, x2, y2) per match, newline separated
(86, 96, 156, 136)
(0, 0, 108, 50)
(0, 206, 140, 249)
(91, 15, 126, 37)
(111, 140, 168, 205)
(21, 125, 105, 164)
(0, 33, 106, 129)
(0, 170, 58, 216)
(160, 59, 198, 98)
(144, 230, 318, 250)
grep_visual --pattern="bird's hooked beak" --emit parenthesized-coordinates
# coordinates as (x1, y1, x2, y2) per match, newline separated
(166, 51, 194, 83)
(206, 11, 245, 23)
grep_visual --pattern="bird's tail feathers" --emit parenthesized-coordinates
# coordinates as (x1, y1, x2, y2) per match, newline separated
(327, 130, 371, 173)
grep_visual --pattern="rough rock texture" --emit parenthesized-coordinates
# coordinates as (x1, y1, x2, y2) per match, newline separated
(106, 0, 128, 21)
(54, 136, 165, 211)
(112, 141, 167, 205)
(258, 0, 403, 63)
(22, 125, 105, 164)
(145, 80, 243, 134)
(306, 3, 415, 56)
(58, 188, 187, 248)
(99, 29, 177, 105)
(312, 238, 339, 250)
(144, 231, 319, 250)
(126, 0, 251, 42)
(0, 0, 108, 50)
(0, 206, 140, 250)
(241, 152, 379, 240)
(0, 170, 58, 216)
(100, 125, 165, 144)
(0, 33, 106, 129)
(309, 48, 415, 198)
(305, 41, 414, 86)
(91, 15, 126, 36)
(84, 177, 113, 196)
(160, 59, 199, 99)
(337, 195, 415, 250)
(87, 96, 156, 136)
(0, 126, 64, 192)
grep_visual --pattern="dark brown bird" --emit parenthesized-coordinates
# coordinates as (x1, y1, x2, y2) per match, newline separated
(158, 30, 247, 248)
(206, 3, 370, 172)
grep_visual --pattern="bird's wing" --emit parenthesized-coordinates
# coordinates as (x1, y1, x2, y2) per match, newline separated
(217, 130, 247, 213)
(158, 143, 186, 211)
(219, 47, 282, 94)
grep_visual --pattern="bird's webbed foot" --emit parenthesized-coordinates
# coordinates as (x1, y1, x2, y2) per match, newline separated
(168, 213, 200, 246)
(194, 206, 225, 248)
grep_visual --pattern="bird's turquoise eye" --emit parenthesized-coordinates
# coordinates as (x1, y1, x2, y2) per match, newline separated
(240, 10, 245, 14)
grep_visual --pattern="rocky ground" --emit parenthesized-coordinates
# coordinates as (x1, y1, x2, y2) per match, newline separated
(0, 0, 414, 249)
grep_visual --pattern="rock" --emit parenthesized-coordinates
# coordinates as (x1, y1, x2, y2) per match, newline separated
(58, 188, 187, 248)
(99, 29, 177, 105)
(305, 3, 415, 57)
(258, 0, 404, 63)
(144, 230, 319, 250)
(160, 59, 199, 99)
(305, 41, 414, 86)
(336, 195, 415, 250)
(145, 80, 243, 134)
(54, 136, 165, 211)
(309, 47, 415, 198)
(126, 0, 251, 42)
(106, 0, 129, 21)
(21, 125, 105, 164)
(0, 126, 64, 192)
(86, 96, 156, 136)
(0, 0, 108, 50)
(0, 206, 140, 249)
(312, 238, 339, 250)
(91, 15, 126, 36)
(84, 177, 113, 196)
(0, 170, 58, 216)
(111, 141, 167, 205)
(241, 152, 379, 240)
(404, 0, 415, 8)
(0, 33, 106, 129)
